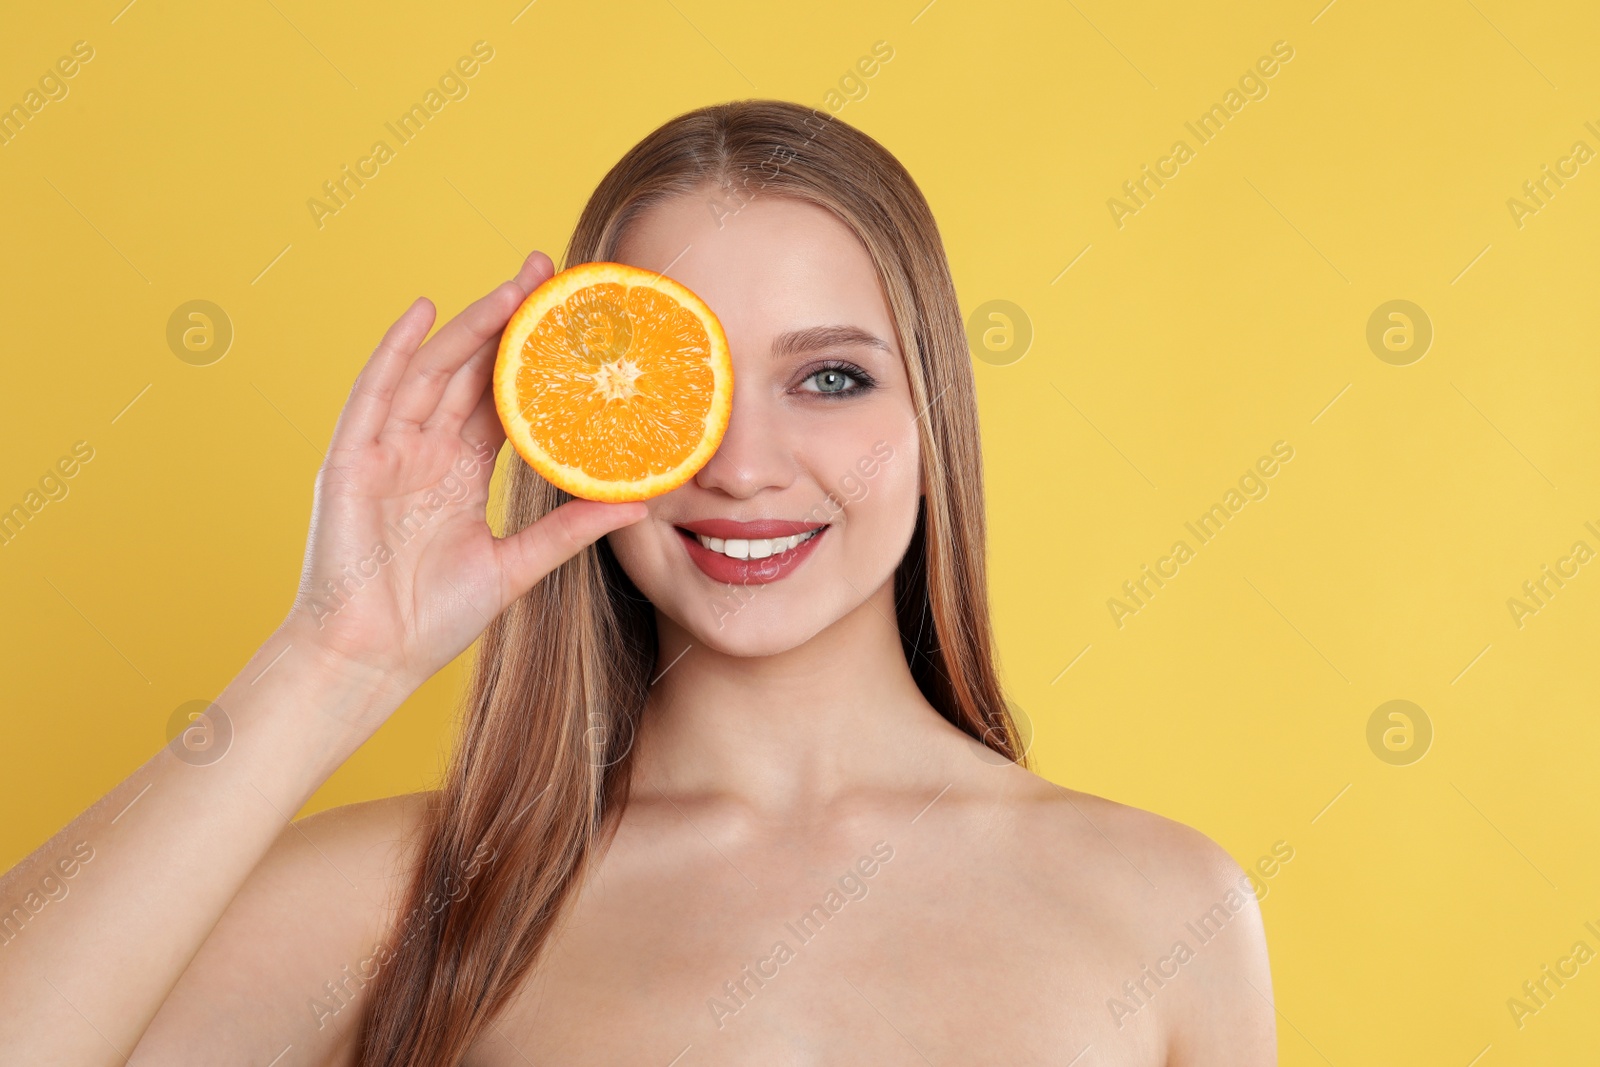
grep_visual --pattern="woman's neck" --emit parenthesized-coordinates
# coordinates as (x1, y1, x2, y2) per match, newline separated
(631, 577, 963, 819)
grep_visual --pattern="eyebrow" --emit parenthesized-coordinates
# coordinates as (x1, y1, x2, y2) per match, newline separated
(769, 324, 894, 360)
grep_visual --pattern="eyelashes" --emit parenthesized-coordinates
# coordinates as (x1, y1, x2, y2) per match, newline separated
(798, 359, 878, 398)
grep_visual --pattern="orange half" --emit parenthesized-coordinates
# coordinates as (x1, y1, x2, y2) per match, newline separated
(493, 261, 733, 502)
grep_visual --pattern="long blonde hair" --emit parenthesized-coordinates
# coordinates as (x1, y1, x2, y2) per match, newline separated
(357, 98, 1026, 1066)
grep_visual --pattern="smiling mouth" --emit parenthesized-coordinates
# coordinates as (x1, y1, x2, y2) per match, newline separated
(679, 527, 826, 560)
(672, 523, 830, 586)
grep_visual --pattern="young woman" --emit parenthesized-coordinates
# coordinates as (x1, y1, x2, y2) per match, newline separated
(0, 100, 1274, 1065)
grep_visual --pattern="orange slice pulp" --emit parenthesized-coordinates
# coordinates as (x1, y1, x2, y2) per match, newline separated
(493, 261, 733, 502)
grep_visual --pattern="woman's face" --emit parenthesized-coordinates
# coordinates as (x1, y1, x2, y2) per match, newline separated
(605, 188, 923, 657)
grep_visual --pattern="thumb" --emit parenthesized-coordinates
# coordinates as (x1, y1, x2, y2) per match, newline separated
(495, 498, 648, 600)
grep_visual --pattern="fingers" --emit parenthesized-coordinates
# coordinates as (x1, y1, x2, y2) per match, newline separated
(329, 298, 437, 451)
(421, 336, 498, 436)
(419, 249, 560, 435)
(495, 498, 648, 602)
(385, 251, 555, 434)
(459, 379, 507, 458)
(383, 280, 521, 433)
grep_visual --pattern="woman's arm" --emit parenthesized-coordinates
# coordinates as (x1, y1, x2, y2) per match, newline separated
(127, 788, 434, 1067)
(0, 250, 646, 1066)
(0, 631, 405, 1066)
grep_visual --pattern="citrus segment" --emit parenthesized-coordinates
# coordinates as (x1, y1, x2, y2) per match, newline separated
(493, 262, 733, 502)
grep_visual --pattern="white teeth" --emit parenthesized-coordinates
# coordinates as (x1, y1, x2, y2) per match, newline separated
(695, 528, 821, 559)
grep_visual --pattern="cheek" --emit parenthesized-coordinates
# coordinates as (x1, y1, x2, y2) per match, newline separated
(603, 518, 667, 594)
(832, 430, 920, 544)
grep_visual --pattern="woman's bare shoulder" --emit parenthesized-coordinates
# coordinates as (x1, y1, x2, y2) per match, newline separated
(1026, 779, 1246, 893)
(1004, 771, 1277, 1059)
(129, 790, 438, 1066)
(295, 789, 438, 865)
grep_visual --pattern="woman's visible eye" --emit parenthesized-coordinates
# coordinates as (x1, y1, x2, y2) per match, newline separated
(798, 360, 877, 398)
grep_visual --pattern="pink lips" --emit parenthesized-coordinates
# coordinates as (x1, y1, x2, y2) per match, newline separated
(674, 519, 829, 586)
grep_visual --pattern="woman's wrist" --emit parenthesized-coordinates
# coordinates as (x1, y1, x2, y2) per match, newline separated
(270, 612, 417, 693)
(236, 617, 418, 769)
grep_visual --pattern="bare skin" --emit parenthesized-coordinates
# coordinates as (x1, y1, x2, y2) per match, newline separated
(0, 189, 1275, 1066)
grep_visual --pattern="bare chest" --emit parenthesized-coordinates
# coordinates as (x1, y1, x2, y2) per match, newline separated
(465, 834, 1169, 1066)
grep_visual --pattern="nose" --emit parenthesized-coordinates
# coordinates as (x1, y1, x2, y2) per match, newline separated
(693, 381, 794, 499)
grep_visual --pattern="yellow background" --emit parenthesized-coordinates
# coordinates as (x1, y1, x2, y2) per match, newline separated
(3, 0, 1598, 1061)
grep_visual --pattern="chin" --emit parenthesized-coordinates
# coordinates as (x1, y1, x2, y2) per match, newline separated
(674, 595, 836, 657)
(607, 542, 866, 659)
